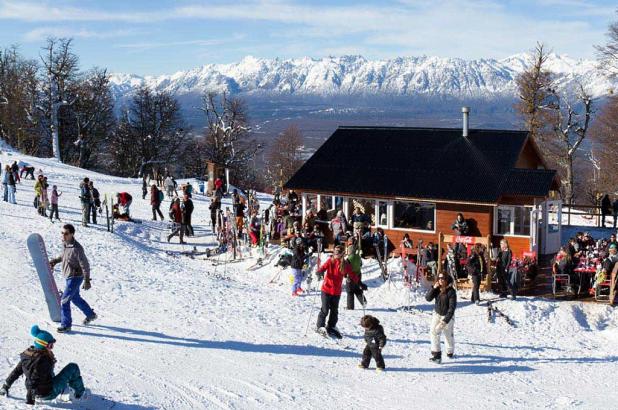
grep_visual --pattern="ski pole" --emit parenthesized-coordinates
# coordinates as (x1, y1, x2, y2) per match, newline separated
(304, 279, 323, 337)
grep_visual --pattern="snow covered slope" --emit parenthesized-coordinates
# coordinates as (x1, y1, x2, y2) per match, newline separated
(109, 53, 613, 101)
(1, 151, 617, 409)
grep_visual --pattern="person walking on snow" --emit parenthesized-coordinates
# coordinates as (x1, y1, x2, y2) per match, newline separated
(89, 181, 100, 225)
(167, 198, 185, 244)
(345, 241, 367, 310)
(0, 325, 88, 405)
(2, 165, 9, 202)
(49, 224, 97, 333)
(49, 185, 62, 222)
(315, 245, 356, 339)
(6, 166, 16, 204)
(79, 178, 92, 227)
(150, 184, 164, 220)
(358, 315, 387, 371)
(291, 237, 306, 296)
(425, 273, 457, 364)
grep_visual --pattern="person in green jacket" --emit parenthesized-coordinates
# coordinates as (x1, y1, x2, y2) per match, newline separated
(346, 241, 367, 309)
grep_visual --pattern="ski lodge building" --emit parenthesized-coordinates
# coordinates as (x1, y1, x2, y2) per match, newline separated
(284, 109, 562, 258)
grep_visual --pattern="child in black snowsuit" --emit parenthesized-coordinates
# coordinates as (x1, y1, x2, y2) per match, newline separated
(358, 315, 387, 371)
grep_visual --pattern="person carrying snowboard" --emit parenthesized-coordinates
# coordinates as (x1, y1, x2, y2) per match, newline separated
(425, 273, 457, 364)
(315, 245, 356, 339)
(0, 325, 87, 405)
(358, 315, 387, 371)
(49, 224, 97, 333)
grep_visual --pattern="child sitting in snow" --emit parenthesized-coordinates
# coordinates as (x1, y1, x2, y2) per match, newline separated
(0, 325, 88, 405)
(358, 315, 387, 371)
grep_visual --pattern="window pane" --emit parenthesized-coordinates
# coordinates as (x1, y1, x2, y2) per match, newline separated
(319, 195, 331, 211)
(393, 201, 435, 231)
(334, 196, 344, 212)
(497, 208, 512, 235)
(350, 198, 376, 226)
(514, 207, 531, 235)
(378, 201, 388, 226)
(306, 194, 317, 212)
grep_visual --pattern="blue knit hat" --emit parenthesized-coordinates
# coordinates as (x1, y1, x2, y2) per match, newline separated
(30, 325, 56, 350)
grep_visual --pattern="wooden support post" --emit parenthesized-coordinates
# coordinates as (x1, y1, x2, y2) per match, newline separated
(437, 232, 443, 274)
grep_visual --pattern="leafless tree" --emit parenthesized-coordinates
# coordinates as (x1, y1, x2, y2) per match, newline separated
(544, 84, 594, 205)
(515, 43, 555, 140)
(264, 125, 305, 189)
(109, 86, 187, 177)
(595, 12, 618, 79)
(200, 92, 260, 186)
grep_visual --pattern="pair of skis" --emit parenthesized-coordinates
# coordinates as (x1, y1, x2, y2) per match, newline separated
(374, 235, 389, 282)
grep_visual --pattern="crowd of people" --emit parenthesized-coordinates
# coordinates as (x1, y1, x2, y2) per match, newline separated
(553, 231, 618, 299)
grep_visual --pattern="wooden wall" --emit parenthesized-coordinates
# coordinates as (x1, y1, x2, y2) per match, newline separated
(384, 202, 494, 251)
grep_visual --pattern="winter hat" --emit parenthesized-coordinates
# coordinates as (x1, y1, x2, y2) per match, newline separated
(30, 325, 56, 350)
(610, 244, 617, 250)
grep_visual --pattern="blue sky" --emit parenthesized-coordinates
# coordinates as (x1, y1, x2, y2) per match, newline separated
(0, 0, 615, 75)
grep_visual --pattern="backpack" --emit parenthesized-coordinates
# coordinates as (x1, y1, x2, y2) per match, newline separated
(158, 190, 164, 202)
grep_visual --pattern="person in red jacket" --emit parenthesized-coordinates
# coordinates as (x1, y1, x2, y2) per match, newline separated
(150, 184, 164, 220)
(315, 245, 357, 339)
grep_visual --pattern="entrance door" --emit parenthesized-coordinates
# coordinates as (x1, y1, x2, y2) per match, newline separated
(541, 200, 562, 255)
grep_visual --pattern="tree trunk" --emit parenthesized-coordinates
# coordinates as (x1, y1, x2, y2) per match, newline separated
(565, 154, 574, 206)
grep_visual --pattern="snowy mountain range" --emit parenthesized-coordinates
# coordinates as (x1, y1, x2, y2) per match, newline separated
(109, 53, 613, 101)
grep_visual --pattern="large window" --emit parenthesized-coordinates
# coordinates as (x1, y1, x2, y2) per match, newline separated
(393, 201, 435, 231)
(349, 198, 376, 226)
(495, 206, 531, 236)
(377, 201, 388, 227)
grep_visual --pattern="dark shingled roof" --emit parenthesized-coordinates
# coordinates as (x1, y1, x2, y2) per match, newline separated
(285, 126, 556, 203)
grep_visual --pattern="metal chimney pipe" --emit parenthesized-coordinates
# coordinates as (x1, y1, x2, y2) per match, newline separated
(462, 106, 470, 137)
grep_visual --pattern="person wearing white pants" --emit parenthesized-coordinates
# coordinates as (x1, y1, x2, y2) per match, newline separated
(425, 273, 457, 364)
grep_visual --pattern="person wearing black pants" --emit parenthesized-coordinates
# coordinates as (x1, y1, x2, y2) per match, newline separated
(150, 184, 164, 221)
(316, 245, 355, 338)
(359, 315, 387, 371)
(466, 244, 484, 305)
(345, 243, 366, 309)
(496, 239, 512, 299)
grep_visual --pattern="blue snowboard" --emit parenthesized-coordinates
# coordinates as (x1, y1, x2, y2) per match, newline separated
(27, 233, 61, 322)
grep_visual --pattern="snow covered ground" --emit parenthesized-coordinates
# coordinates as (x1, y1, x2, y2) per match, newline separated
(1, 150, 618, 409)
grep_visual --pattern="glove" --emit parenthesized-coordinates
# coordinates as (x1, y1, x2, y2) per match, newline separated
(435, 320, 448, 332)
(82, 279, 91, 290)
(49, 260, 57, 268)
(360, 282, 368, 291)
(0, 383, 8, 396)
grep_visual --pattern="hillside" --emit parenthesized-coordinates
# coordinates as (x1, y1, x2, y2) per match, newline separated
(0, 151, 617, 409)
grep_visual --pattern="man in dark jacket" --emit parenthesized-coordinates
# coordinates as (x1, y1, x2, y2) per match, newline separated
(601, 194, 611, 227)
(49, 224, 96, 333)
(79, 178, 92, 227)
(425, 273, 457, 364)
(0, 325, 86, 404)
(89, 181, 100, 224)
(182, 193, 194, 236)
(358, 315, 387, 371)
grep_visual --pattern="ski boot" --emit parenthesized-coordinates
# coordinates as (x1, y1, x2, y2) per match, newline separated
(57, 326, 72, 333)
(326, 327, 342, 339)
(429, 351, 442, 364)
(376, 367, 385, 372)
(447, 353, 454, 359)
(83, 312, 98, 325)
(357, 363, 368, 369)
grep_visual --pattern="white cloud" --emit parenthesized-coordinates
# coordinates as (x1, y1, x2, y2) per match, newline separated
(23, 27, 135, 42)
(116, 35, 246, 52)
(1, 0, 613, 59)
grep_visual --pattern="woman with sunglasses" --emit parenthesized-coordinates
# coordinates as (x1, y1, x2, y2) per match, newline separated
(425, 273, 457, 364)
